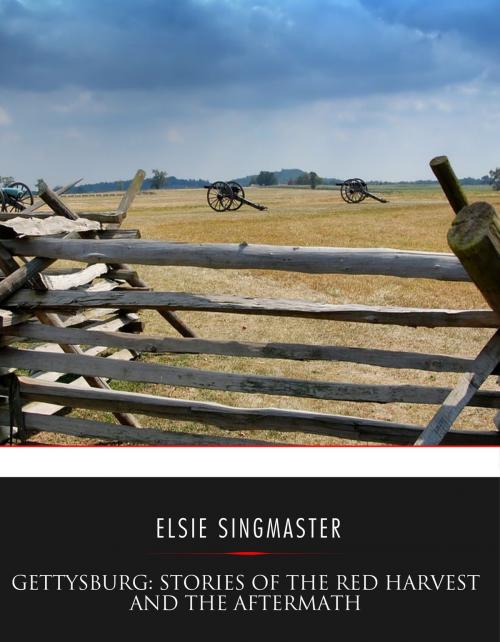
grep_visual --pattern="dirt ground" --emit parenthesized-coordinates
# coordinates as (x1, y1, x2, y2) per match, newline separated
(17, 183, 500, 445)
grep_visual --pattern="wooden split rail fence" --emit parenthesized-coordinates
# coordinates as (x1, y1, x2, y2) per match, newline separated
(0, 157, 499, 446)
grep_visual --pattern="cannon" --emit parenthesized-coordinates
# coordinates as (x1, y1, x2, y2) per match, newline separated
(336, 178, 388, 204)
(204, 181, 267, 212)
(0, 181, 34, 212)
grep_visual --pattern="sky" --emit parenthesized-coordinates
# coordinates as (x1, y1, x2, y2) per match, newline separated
(0, 0, 499, 184)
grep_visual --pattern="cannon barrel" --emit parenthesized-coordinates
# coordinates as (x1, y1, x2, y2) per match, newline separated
(234, 195, 267, 211)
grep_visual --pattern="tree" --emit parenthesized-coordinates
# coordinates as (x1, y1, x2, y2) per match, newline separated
(294, 173, 310, 186)
(116, 180, 125, 191)
(35, 178, 45, 193)
(309, 171, 322, 189)
(488, 168, 500, 190)
(256, 171, 277, 186)
(150, 169, 167, 189)
(0, 176, 14, 187)
(289, 172, 322, 188)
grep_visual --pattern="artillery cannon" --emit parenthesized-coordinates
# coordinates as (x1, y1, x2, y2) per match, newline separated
(204, 181, 267, 212)
(0, 182, 34, 212)
(336, 178, 388, 204)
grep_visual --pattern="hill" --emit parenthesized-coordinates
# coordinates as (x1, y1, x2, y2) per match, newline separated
(231, 169, 349, 186)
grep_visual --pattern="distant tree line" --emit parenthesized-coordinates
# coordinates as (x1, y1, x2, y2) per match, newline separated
(366, 177, 492, 186)
(67, 169, 208, 194)
(488, 168, 500, 190)
(248, 171, 278, 186)
(247, 170, 326, 189)
(288, 171, 323, 189)
(462, 176, 491, 185)
(245, 169, 499, 190)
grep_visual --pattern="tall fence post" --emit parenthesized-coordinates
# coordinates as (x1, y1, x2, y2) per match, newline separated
(416, 199, 500, 444)
(430, 155, 468, 214)
(449, 200, 500, 434)
(448, 201, 500, 311)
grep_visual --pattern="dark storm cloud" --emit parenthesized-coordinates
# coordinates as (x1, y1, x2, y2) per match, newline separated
(0, 0, 492, 107)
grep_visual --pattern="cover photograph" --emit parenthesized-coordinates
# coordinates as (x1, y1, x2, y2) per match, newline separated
(0, 1, 498, 449)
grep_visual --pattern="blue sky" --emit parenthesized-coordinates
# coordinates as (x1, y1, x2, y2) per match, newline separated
(0, 0, 499, 184)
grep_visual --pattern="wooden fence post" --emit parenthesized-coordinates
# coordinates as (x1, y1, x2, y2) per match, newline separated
(448, 201, 500, 311)
(416, 200, 500, 444)
(19, 178, 83, 216)
(430, 156, 468, 214)
(448, 200, 500, 433)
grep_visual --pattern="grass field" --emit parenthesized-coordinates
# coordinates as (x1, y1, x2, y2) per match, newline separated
(26, 184, 500, 445)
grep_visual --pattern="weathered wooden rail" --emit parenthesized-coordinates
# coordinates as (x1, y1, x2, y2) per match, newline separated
(0, 157, 499, 446)
(0, 239, 470, 280)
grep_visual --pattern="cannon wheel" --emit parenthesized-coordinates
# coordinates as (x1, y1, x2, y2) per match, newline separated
(0, 189, 5, 212)
(340, 178, 367, 204)
(206, 181, 233, 212)
(226, 181, 245, 211)
(6, 181, 34, 212)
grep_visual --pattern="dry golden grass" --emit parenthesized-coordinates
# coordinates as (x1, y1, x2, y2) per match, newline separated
(27, 185, 500, 445)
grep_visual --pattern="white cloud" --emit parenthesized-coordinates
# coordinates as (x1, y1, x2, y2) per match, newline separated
(0, 106, 11, 126)
(164, 127, 185, 144)
(52, 91, 107, 115)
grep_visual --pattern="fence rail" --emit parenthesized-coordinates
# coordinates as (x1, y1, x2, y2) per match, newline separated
(1, 376, 498, 445)
(5, 290, 499, 327)
(1, 321, 492, 373)
(1, 238, 470, 280)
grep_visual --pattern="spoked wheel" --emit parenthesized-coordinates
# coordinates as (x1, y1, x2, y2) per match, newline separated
(6, 181, 34, 211)
(206, 181, 234, 212)
(340, 178, 367, 204)
(226, 181, 244, 211)
(0, 189, 5, 212)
